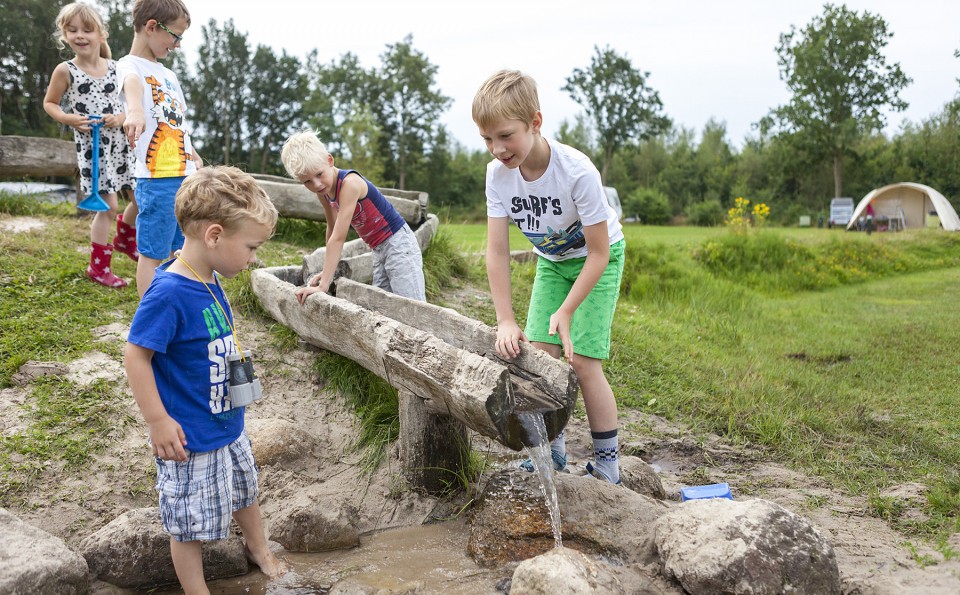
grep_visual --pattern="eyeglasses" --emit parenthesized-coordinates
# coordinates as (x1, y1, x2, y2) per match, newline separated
(157, 22, 183, 44)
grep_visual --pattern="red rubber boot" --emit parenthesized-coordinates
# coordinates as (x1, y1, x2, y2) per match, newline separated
(113, 214, 139, 262)
(86, 242, 127, 288)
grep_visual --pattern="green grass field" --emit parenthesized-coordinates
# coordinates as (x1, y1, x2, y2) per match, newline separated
(440, 220, 880, 254)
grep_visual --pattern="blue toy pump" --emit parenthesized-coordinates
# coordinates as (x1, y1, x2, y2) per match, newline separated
(77, 115, 110, 212)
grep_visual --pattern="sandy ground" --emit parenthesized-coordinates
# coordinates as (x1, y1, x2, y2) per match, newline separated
(2, 215, 959, 593)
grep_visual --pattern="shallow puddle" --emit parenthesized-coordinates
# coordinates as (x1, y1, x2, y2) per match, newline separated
(147, 519, 504, 594)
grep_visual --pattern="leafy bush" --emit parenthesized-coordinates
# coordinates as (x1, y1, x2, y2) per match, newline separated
(624, 187, 671, 224)
(686, 199, 725, 226)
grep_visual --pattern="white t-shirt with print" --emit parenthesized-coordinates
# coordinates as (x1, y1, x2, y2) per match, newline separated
(485, 138, 624, 261)
(116, 55, 197, 179)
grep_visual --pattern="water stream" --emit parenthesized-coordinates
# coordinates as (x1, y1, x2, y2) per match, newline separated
(517, 412, 563, 549)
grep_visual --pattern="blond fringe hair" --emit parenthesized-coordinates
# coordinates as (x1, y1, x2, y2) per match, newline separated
(280, 130, 331, 179)
(471, 69, 540, 130)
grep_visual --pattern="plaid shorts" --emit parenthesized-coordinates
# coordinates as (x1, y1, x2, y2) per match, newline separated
(154, 431, 259, 542)
(524, 239, 625, 360)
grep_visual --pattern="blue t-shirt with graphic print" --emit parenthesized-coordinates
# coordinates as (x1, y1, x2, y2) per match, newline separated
(127, 261, 244, 453)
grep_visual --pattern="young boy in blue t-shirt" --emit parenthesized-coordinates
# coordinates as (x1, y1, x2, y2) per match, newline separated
(124, 166, 286, 591)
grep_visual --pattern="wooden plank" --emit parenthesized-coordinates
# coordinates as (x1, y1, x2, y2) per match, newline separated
(250, 267, 543, 450)
(0, 136, 77, 178)
(335, 277, 577, 415)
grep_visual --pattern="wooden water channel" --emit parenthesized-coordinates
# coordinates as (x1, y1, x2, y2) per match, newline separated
(250, 177, 578, 494)
(250, 230, 577, 493)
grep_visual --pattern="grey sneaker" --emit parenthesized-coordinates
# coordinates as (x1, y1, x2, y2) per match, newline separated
(585, 461, 622, 485)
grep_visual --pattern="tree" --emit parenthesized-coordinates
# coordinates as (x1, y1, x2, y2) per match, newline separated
(99, 0, 133, 59)
(0, 0, 62, 136)
(186, 18, 251, 166)
(246, 45, 305, 174)
(555, 113, 597, 158)
(563, 45, 670, 183)
(339, 104, 387, 185)
(372, 34, 451, 190)
(305, 51, 376, 156)
(770, 3, 910, 198)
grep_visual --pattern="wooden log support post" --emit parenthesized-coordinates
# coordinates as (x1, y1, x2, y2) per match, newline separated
(397, 388, 468, 494)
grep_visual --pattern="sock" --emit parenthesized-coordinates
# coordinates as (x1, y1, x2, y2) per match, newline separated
(592, 429, 620, 483)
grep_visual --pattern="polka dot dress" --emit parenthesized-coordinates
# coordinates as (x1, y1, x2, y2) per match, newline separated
(62, 60, 135, 195)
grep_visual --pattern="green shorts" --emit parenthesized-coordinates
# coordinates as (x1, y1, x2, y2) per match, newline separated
(524, 239, 625, 360)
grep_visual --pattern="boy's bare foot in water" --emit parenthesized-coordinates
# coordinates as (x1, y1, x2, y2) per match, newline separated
(245, 545, 288, 578)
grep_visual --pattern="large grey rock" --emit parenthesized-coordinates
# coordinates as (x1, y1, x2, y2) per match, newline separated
(79, 507, 248, 588)
(510, 546, 626, 594)
(246, 418, 321, 467)
(468, 469, 668, 567)
(654, 498, 841, 594)
(620, 455, 666, 500)
(0, 508, 89, 594)
(269, 486, 360, 552)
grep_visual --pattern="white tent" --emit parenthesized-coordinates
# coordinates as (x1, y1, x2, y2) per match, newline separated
(846, 182, 960, 232)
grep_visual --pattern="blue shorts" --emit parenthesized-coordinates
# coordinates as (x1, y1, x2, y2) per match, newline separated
(155, 431, 259, 542)
(524, 239, 625, 360)
(135, 176, 185, 259)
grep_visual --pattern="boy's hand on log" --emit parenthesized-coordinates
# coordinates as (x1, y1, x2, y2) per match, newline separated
(549, 310, 574, 364)
(495, 322, 527, 359)
(294, 285, 326, 305)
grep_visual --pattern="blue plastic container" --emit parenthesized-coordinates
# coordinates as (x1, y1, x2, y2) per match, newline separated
(680, 482, 733, 502)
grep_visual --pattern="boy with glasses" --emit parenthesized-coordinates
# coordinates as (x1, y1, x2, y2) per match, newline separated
(118, 0, 203, 297)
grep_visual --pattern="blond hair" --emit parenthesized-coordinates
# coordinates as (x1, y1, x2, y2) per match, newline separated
(280, 130, 331, 179)
(175, 166, 278, 237)
(54, 2, 111, 60)
(131, 0, 191, 32)
(472, 69, 540, 130)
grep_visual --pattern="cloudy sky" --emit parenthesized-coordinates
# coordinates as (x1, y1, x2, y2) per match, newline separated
(184, 0, 959, 152)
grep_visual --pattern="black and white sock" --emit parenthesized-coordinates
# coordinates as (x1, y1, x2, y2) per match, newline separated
(592, 429, 620, 483)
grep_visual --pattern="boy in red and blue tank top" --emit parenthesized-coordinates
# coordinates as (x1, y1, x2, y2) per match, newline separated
(281, 130, 426, 302)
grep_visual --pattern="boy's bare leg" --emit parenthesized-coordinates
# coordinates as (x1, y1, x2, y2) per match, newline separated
(136, 255, 163, 298)
(121, 189, 139, 226)
(571, 356, 618, 432)
(532, 341, 618, 431)
(170, 538, 209, 595)
(233, 502, 287, 578)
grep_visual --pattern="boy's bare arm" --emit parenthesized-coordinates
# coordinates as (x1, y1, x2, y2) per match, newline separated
(486, 216, 525, 358)
(124, 342, 188, 461)
(121, 74, 146, 149)
(314, 175, 363, 293)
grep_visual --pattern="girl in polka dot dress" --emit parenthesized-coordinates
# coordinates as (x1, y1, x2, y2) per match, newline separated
(43, 2, 139, 288)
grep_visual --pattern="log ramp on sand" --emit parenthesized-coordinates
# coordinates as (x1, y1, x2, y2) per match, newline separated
(249, 182, 578, 493)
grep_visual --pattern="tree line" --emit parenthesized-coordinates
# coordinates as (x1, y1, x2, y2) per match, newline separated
(2, 1, 958, 223)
